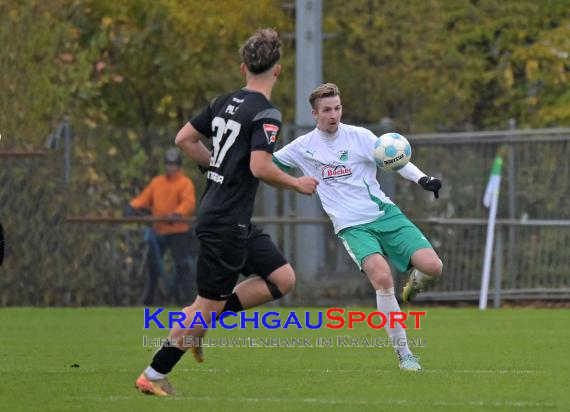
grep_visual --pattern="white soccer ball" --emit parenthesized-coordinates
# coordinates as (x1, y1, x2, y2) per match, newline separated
(373, 133, 412, 171)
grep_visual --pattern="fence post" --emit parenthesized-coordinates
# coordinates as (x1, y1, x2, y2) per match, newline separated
(294, 0, 324, 280)
(493, 226, 503, 308)
(507, 118, 518, 288)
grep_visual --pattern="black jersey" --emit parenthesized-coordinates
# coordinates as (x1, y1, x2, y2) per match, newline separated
(190, 89, 281, 230)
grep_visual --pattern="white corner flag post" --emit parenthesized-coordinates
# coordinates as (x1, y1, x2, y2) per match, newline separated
(479, 156, 503, 310)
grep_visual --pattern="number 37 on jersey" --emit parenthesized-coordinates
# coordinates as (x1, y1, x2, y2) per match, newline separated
(210, 117, 241, 168)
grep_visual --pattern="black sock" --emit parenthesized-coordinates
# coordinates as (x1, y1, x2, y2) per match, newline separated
(150, 345, 185, 375)
(223, 293, 244, 313)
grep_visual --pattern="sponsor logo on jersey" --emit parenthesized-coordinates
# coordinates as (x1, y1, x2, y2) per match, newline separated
(207, 171, 224, 184)
(338, 150, 348, 161)
(322, 164, 352, 180)
(263, 123, 279, 144)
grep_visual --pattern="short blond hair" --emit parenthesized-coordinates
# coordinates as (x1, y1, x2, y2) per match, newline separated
(309, 83, 341, 109)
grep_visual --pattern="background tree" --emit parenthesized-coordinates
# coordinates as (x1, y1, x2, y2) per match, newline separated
(323, 0, 569, 131)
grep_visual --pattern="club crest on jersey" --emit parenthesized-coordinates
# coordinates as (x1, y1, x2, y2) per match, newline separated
(321, 164, 352, 180)
(263, 124, 279, 144)
(338, 150, 348, 161)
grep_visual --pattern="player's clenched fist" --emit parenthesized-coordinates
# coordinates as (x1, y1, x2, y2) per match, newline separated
(295, 176, 319, 195)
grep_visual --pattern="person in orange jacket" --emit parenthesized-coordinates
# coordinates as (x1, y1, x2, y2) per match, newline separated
(125, 148, 197, 305)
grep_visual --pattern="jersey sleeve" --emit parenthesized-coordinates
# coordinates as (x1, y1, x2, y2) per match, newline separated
(397, 162, 427, 182)
(190, 97, 217, 138)
(250, 107, 282, 153)
(360, 128, 379, 163)
(273, 138, 302, 170)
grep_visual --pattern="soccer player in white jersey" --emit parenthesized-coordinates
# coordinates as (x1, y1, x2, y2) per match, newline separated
(273, 83, 443, 371)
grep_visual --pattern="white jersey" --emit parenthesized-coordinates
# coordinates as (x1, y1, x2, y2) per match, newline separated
(274, 123, 426, 233)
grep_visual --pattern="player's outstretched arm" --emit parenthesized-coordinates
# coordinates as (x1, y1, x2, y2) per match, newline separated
(250, 150, 318, 195)
(398, 162, 442, 199)
(175, 122, 211, 168)
(397, 162, 426, 182)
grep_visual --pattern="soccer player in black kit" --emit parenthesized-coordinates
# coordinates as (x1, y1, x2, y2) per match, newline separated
(135, 28, 318, 396)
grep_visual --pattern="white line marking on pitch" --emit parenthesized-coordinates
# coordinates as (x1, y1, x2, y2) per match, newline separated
(180, 367, 543, 375)
(120, 367, 544, 375)
(243, 367, 543, 375)
(66, 395, 558, 408)
(423, 369, 543, 375)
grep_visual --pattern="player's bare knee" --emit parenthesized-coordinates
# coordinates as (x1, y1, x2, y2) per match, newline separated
(272, 270, 296, 294)
(437, 259, 443, 276)
(268, 265, 296, 295)
(424, 258, 443, 278)
(362, 254, 392, 290)
(364, 264, 393, 290)
(368, 270, 393, 290)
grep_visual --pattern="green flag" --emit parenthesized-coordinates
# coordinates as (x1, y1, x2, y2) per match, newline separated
(483, 156, 503, 208)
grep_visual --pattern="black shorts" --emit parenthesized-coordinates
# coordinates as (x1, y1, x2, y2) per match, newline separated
(195, 225, 288, 300)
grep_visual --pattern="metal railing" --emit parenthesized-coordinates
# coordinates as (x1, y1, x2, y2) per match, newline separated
(1, 124, 569, 306)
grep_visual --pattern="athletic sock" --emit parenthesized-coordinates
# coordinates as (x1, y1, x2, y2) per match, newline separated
(376, 287, 412, 359)
(144, 366, 166, 381)
(149, 345, 185, 375)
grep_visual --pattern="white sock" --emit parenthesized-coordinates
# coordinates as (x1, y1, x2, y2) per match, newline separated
(376, 287, 411, 359)
(144, 366, 166, 381)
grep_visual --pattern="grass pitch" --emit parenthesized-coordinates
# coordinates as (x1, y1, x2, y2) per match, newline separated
(0, 307, 568, 411)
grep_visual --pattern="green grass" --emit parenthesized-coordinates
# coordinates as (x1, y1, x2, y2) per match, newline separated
(0, 307, 568, 411)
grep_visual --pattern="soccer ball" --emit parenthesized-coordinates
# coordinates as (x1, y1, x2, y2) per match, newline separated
(373, 133, 412, 171)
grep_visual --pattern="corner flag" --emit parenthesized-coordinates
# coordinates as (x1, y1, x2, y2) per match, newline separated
(479, 156, 503, 310)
